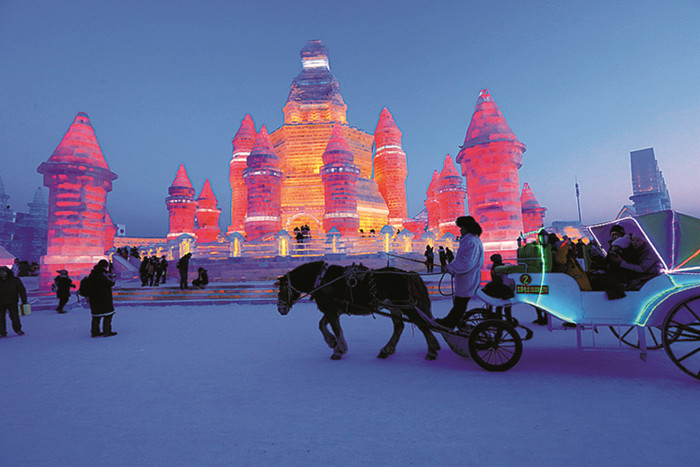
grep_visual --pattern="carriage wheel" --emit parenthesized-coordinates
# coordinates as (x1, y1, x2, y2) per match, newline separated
(609, 326, 664, 350)
(468, 320, 522, 372)
(662, 295, 700, 380)
(456, 308, 498, 334)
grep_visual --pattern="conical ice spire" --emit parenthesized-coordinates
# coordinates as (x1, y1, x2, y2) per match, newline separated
(426, 170, 439, 198)
(48, 113, 111, 170)
(232, 114, 257, 156)
(374, 107, 402, 147)
(439, 154, 461, 179)
(520, 182, 542, 208)
(170, 164, 194, 190)
(197, 179, 218, 207)
(322, 123, 354, 164)
(461, 89, 523, 150)
(247, 126, 279, 169)
(31, 186, 47, 205)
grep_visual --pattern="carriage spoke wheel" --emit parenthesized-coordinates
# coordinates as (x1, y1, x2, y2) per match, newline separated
(609, 326, 664, 350)
(456, 308, 498, 335)
(468, 320, 522, 372)
(663, 295, 700, 380)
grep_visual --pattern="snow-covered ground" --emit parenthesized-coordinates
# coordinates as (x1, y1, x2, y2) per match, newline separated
(1, 299, 698, 466)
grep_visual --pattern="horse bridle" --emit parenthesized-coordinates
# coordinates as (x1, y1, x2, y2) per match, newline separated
(279, 261, 330, 310)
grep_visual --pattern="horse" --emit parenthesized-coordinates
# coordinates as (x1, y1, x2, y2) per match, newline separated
(277, 260, 441, 360)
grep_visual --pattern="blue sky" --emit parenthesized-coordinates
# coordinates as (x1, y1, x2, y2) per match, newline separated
(2, 0, 699, 237)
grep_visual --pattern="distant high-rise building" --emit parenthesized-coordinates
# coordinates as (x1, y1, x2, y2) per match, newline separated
(629, 148, 671, 215)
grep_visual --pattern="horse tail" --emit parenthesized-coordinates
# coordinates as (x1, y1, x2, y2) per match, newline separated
(407, 272, 432, 317)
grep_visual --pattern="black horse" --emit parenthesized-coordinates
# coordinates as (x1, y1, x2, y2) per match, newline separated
(277, 261, 441, 360)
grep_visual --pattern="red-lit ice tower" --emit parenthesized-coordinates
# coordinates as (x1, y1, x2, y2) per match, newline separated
(166, 164, 196, 239)
(243, 126, 282, 239)
(227, 114, 257, 235)
(520, 182, 546, 234)
(320, 123, 360, 235)
(37, 112, 117, 289)
(424, 170, 440, 232)
(195, 179, 222, 243)
(436, 154, 466, 237)
(373, 108, 408, 227)
(457, 89, 525, 251)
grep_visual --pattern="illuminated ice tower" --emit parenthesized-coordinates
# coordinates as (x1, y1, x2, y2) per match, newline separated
(436, 154, 466, 237)
(424, 170, 440, 232)
(244, 126, 282, 239)
(166, 164, 196, 239)
(320, 123, 360, 235)
(520, 183, 546, 234)
(629, 148, 671, 215)
(227, 114, 257, 235)
(195, 179, 222, 243)
(37, 112, 117, 289)
(373, 108, 408, 227)
(457, 89, 525, 250)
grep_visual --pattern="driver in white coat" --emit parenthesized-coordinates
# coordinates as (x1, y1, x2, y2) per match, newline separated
(435, 216, 485, 329)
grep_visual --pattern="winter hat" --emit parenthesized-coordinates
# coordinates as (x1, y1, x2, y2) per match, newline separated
(56, 269, 68, 275)
(610, 225, 625, 236)
(97, 259, 109, 269)
(490, 254, 503, 264)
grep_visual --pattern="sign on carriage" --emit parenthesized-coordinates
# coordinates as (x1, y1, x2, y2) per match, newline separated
(516, 284, 549, 294)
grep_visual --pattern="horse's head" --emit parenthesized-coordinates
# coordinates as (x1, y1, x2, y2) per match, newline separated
(276, 273, 300, 315)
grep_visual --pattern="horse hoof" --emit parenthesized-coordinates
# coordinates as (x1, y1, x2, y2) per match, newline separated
(330, 354, 342, 360)
(377, 351, 390, 359)
(425, 353, 437, 361)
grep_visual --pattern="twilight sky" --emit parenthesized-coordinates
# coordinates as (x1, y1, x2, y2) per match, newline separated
(2, 0, 699, 237)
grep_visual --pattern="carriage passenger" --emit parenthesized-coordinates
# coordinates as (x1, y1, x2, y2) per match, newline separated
(435, 216, 484, 330)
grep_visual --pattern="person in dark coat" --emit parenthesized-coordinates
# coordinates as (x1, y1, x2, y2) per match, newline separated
(88, 259, 117, 337)
(159, 256, 168, 284)
(0, 266, 27, 337)
(192, 267, 209, 289)
(445, 247, 455, 264)
(424, 245, 434, 273)
(139, 256, 149, 287)
(438, 246, 447, 273)
(177, 253, 192, 290)
(53, 269, 75, 313)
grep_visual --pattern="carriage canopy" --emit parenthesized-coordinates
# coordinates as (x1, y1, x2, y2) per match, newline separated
(588, 209, 700, 272)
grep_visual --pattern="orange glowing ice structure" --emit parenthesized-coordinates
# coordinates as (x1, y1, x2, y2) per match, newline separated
(227, 114, 257, 235)
(320, 123, 360, 235)
(436, 154, 466, 237)
(457, 89, 525, 248)
(424, 170, 440, 232)
(166, 164, 196, 239)
(373, 108, 408, 226)
(195, 179, 222, 243)
(520, 182, 547, 234)
(243, 126, 282, 240)
(268, 40, 388, 235)
(37, 112, 117, 289)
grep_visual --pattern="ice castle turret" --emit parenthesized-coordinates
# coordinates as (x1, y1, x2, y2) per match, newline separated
(227, 114, 257, 235)
(424, 170, 440, 233)
(37, 112, 117, 289)
(520, 183, 546, 234)
(320, 123, 360, 236)
(373, 108, 408, 227)
(436, 154, 466, 237)
(457, 89, 525, 250)
(243, 126, 282, 240)
(195, 179, 222, 243)
(166, 164, 196, 239)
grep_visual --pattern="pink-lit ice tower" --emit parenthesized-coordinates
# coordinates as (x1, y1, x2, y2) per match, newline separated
(457, 89, 525, 251)
(227, 114, 257, 235)
(520, 182, 546, 234)
(195, 179, 222, 243)
(166, 164, 196, 239)
(37, 112, 117, 289)
(424, 170, 440, 233)
(320, 123, 360, 235)
(243, 126, 282, 240)
(373, 108, 408, 227)
(436, 154, 466, 237)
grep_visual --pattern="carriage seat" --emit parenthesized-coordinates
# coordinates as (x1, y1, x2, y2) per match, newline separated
(476, 288, 519, 308)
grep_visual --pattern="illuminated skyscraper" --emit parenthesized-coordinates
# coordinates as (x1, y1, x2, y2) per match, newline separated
(166, 164, 196, 239)
(457, 89, 525, 250)
(629, 148, 671, 215)
(195, 179, 222, 243)
(37, 112, 117, 288)
(227, 114, 257, 235)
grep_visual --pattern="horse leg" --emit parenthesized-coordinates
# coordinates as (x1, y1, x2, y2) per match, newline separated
(378, 309, 404, 359)
(417, 323, 441, 360)
(327, 314, 348, 360)
(318, 315, 337, 349)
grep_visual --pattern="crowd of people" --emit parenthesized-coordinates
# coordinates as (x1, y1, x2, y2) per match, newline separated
(140, 255, 169, 287)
